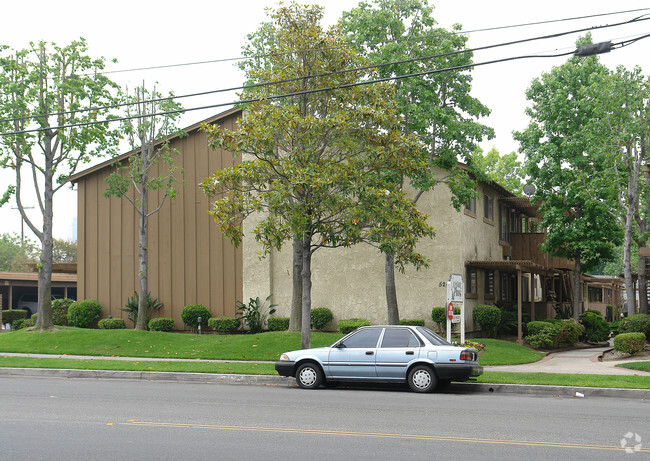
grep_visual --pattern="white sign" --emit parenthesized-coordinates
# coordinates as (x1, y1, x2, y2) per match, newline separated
(451, 315, 461, 324)
(447, 274, 464, 303)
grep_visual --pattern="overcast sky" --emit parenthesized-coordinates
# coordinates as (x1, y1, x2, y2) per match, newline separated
(1, 0, 649, 242)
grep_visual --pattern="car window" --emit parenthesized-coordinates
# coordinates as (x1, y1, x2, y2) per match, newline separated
(381, 328, 420, 348)
(339, 328, 382, 348)
(416, 326, 450, 345)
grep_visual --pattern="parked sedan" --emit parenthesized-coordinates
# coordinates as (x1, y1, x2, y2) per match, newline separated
(275, 325, 483, 392)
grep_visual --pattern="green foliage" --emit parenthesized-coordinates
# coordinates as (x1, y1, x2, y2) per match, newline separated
(52, 298, 74, 326)
(472, 304, 501, 337)
(525, 321, 562, 349)
(615, 314, 650, 340)
(67, 300, 102, 328)
(579, 310, 610, 343)
(399, 319, 425, 326)
(310, 308, 333, 330)
(553, 303, 573, 319)
(98, 318, 126, 330)
(337, 318, 371, 334)
(52, 239, 77, 263)
(473, 148, 525, 195)
(1, 309, 27, 325)
(13, 317, 35, 330)
(613, 333, 646, 355)
(267, 317, 290, 332)
(430, 306, 459, 332)
(181, 305, 211, 329)
(0, 233, 38, 272)
(120, 292, 163, 328)
(148, 317, 175, 332)
(208, 316, 240, 333)
(558, 319, 584, 346)
(236, 296, 276, 334)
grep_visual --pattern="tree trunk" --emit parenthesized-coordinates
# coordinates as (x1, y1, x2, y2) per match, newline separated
(385, 252, 399, 324)
(136, 151, 149, 331)
(289, 237, 303, 331)
(638, 255, 648, 315)
(572, 256, 581, 320)
(36, 136, 54, 330)
(623, 190, 637, 317)
(300, 235, 312, 350)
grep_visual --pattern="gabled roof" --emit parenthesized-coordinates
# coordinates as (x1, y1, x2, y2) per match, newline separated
(68, 107, 242, 184)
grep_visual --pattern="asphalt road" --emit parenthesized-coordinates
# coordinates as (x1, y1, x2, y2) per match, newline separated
(1, 376, 648, 460)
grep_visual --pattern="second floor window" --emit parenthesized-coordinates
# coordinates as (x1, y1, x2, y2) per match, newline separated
(466, 196, 476, 215)
(484, 194, 494, 221)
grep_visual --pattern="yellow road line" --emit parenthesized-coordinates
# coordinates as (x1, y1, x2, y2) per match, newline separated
(119, 421, 648, 453)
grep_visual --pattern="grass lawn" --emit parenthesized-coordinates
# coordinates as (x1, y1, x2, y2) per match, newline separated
(616, 361, 650, 372)
(475, 338, 546, 366)
(478, 371, 650, 389)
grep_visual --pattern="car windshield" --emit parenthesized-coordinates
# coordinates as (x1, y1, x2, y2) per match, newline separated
(416, 326, 450, 345)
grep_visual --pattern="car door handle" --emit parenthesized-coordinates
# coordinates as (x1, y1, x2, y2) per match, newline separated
(405, 351, 414, 355)
(365, 351, 374, 355)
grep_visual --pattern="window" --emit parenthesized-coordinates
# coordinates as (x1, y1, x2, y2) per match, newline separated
(588, 287, 603, 303)
(466, 267, 477, 294)
(381, 329, 421, 348)
(339, 328, 382, 348)
(500, 204, 509, 241)
(465, 196, 476, 215)
(484, 194, 494, 221)
(501, 273, 513, 302)
(485, 270, 494, 295)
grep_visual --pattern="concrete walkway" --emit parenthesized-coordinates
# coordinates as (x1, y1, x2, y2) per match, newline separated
(486, 346, 650, 376)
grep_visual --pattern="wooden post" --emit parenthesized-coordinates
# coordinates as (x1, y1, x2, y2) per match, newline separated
(529, 272, 535, 322)
(517, 268, 523, 345)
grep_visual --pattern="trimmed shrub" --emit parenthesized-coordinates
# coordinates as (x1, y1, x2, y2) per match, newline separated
(613, 332, 646, 355)
(98, 318, 126, 329)
(579, 310, 610, 343)
(181, 304, 211, 328)
(616, 314, 650, 341)
(2, 309, 28, 326)
(400, 319, 425, 326)
(208, 316, 240, 333)
(148, 317, 175, 332)
(52, 298, 74, 326)
(472, 304, 501, 337)
(310, 307, 333, 330)
(431, 306, 459, 332)
(13, 318, 35, 330)
(558, 319, 584, 346)
(337, 318, 370, 334)
(67, 300, 102, 328)
(267, 317, 290, 331)
(525, 321, 562, 349)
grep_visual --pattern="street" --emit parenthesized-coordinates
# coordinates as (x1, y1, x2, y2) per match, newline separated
(0, 376, 647, 460)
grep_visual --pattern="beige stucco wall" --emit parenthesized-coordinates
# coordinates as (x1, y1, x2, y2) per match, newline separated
(243, 169, 505, 331)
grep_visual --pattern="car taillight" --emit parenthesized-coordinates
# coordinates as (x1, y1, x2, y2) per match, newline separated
(460, 350, 473, 361)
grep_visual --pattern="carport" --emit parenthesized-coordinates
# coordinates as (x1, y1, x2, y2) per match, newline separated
(0, 270, 77, 312)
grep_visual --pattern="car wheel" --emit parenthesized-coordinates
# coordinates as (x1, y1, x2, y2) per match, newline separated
(408, 365, 437, 393)
(295, 362, 323, 389)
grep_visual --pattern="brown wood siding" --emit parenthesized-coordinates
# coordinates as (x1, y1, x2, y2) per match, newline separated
(510, 233, 574, 270)
(75, 110, 242, 328)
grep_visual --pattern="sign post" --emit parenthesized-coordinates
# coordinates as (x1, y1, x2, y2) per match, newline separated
(445, 274, 465, 344)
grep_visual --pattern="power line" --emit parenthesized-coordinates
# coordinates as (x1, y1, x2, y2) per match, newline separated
(1, 14, 647, 126)
(2, 32, 647, 138)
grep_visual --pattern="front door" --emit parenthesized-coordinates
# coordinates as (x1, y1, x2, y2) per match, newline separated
(327, 328, 382, 379)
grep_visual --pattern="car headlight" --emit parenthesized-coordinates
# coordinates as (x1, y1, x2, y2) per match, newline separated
(280, 354, 290, 361)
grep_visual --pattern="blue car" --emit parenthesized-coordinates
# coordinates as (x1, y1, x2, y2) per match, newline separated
(275, 325, 483, 392)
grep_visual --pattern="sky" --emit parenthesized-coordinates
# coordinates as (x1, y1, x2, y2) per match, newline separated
(1, 0, 649, 242)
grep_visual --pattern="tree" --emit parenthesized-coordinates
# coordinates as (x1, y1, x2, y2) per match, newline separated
(201, 3, 432, 348)
(52, 238, 77, 263)
(105, 84, 184, 330)
(0, 39, 120, 329)
(473, 147, 525, 195)
(0, 232, 37, 272)
(515, 37, 622, 319)
(339, 0, 493, 323)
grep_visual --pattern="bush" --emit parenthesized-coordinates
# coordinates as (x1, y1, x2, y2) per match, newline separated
(525, 321, 561, 349)
(616, 314, 650, 341)
(67, 300, 102, 328)
(310, 307, 333, 330)
(148, 317, 175, 332)
(181, 304, 211, 329)
(400, 319, 425, 326)
(2, 309, 28, 326)
(579, 310, 610, 343)
(236, 296, 276, 334)
(120, 292, 164, 328)
(558, 319, 584, 346)
(267, 317, 290, 331)
(431, 306, 459, 332)
(98, 318, 126, 329)
(208, 316, 240, 333)
(13, 317, 35, 330)
(472, 304, 501, 337)
(337, 318, 370, 334)
(52, 298, 74, 326)
(613, 332, 646, 355)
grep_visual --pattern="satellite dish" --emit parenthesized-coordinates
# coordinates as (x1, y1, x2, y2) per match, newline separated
(523, 184, 536, 196)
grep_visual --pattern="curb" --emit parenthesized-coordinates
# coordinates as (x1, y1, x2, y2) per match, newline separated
(0, 367, 648, 399)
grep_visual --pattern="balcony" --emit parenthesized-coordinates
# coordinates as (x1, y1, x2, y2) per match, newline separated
(508, 233, 574, 271)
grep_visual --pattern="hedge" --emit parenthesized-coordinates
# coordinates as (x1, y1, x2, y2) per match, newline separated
(337, 318, 370, 334)
(148, 317, 175, 332)
(399, 319, 425, 326)
(98, 318, 127, 329)
(67, 300, 102, 328)
(208, 316, 240, 333)
(2, 309, 28, 326)
(311, 308, 333, 330)
(52, 298, 74, 326)
(614, 314, 650, 341)
(613, 332, 646, 355)
(268, 317, 290, 331)
(181, 305, 211, 328)
(472, 304, 501, 337)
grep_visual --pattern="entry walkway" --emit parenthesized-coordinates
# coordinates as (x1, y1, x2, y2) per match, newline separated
(486, 346, 650, 376)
